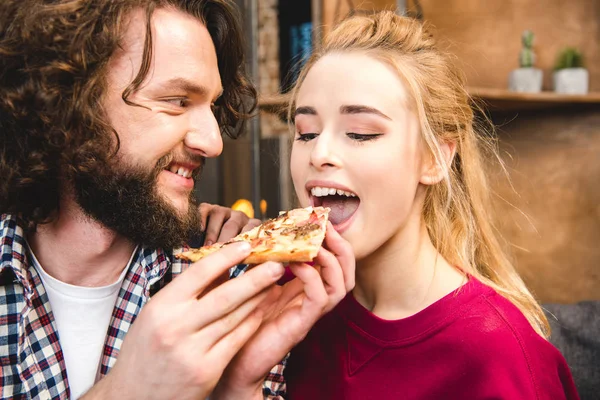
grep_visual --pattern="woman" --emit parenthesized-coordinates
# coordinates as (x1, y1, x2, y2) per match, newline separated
(278, 11, 579, 400)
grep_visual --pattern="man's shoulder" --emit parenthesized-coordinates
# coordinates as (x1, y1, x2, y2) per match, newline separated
(0, 214, 29, 281)
(1, 213, 22, 240)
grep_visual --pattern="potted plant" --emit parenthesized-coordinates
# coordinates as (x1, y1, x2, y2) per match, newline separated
(553, 47, 589, 94)
(508, 30, 543, 93)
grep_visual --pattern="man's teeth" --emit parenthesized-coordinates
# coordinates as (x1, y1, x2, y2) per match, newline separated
(168, 165, 193, 178)
(310, 186, 357, 197)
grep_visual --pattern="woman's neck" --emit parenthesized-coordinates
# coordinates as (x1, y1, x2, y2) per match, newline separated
(27, 196, 137, 287)
(353, 218, 466, 320)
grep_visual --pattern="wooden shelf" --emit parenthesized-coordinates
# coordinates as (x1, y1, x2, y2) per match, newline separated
(468, 87, 600, 113)
(258, 88, 600, 117)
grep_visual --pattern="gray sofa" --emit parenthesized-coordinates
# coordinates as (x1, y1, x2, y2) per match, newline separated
(544, 301, 600, 400)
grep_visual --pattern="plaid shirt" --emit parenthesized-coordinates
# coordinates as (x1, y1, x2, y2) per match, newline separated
(0, 214, 286, 399)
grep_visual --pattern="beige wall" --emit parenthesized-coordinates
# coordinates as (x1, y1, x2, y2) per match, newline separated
(420, 0, 600, 91)
(492, 108, 600, 303)
(312, 0, 600, 302)
(419, 0, 600, 302)
(319, 0, 600, 90)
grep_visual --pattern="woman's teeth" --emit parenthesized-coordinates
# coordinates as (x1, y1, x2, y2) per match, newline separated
(168, 165, 193, 178)
(310, 186, 356, 197)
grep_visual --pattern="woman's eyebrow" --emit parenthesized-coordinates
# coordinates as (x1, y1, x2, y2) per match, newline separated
(340, 104, 391, 120)
(293, 106, 318, 118)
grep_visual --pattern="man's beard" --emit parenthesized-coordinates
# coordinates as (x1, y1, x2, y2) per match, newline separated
(73, 154, 203, 250)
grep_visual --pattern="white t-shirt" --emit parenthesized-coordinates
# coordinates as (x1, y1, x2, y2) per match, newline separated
(29, 248, 136, 399)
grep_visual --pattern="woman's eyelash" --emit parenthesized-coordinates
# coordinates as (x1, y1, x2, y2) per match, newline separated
(347, 133, 383, 141)
(295, 132, 383, 142)
(296, 133, 318, 142)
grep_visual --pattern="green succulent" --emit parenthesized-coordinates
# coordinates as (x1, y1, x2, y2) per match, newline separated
(522, 30, 534, 48)
(519, 30, 535, 68)
(554, 47, 585, 70)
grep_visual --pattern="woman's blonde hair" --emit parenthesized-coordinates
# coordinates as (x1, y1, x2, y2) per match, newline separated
(288, 11, 549, 337)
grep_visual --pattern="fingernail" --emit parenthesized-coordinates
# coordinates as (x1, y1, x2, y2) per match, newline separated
(269, 262, 284, 277)
(238, 242, 252, 252)
(204, 240, 213, 246)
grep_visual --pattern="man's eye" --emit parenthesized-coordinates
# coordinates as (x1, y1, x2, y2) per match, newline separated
(164, 98, 189, 107)
(295, 133, 318, 142)
(347, 133, 383, 142)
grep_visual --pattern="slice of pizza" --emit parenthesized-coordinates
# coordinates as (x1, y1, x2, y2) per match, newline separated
(177, 206, 330, 264)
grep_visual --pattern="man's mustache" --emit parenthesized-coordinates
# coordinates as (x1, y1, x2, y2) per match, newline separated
(155, 153, 205, 180)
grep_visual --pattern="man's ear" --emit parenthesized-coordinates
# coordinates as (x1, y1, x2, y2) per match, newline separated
(420, 140, 457, 186)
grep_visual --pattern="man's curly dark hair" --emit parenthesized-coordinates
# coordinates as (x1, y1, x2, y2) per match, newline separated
(0, 0, 257, 229)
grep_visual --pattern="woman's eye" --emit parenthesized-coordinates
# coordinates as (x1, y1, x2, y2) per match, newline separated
(296, 133, 318, 142)
(347, 132, 383, 142)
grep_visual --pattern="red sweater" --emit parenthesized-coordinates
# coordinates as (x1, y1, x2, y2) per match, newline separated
(284, 278, 579, 400)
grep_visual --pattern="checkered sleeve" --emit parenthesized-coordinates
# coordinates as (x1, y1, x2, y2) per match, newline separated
(262, 353, 288, 398)
(229, 263, 248, 278)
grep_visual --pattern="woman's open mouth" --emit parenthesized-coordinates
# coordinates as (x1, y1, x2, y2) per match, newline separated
(308, 185, 360, 230)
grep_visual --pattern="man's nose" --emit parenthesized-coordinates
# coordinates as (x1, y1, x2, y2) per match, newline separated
(184, 109, 223, 158)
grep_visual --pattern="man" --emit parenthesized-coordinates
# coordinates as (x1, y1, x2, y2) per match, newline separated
(0, 1, 355, 399)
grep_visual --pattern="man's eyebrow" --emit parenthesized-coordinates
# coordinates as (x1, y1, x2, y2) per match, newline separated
(293, 106, 318, 119)
(340, 104, 391, 120)
(159, 77, 223, 100)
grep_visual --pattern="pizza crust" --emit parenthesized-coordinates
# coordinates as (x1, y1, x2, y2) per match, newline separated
(242, 248, 317, 264)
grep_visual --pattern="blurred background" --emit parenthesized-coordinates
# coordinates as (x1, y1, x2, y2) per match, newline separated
(195, 0, 600, 306)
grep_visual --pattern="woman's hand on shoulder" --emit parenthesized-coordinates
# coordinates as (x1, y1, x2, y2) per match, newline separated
(199, 202, 261, 245)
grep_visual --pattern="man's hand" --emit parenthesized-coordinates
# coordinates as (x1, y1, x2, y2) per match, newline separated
(83, 242, 286, 400)
(199, 202, 261, 245)
(212, 223, 356, 399)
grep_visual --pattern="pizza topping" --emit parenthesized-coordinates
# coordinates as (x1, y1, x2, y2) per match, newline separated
(308, 210, 320, 225)
(281, 223, 320, 239)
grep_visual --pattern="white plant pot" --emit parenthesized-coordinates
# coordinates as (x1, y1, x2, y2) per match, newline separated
(508, 68, 543, 93)
(553, 68, 589, 94)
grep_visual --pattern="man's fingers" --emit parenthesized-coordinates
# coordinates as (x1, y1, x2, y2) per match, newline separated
(199, 270, 231, 298)
(198, 289, 269, 351)
(190, 261, 285, 329)
(322, 222, 356, 291)
(161, 242, 252, 301)
(204, 308, 264, 374)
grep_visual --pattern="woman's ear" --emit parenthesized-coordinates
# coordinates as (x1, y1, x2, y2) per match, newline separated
(420, 140, 457, 185)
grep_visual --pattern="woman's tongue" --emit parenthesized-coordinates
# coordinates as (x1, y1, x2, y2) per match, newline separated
(321, 196, 360, 226)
